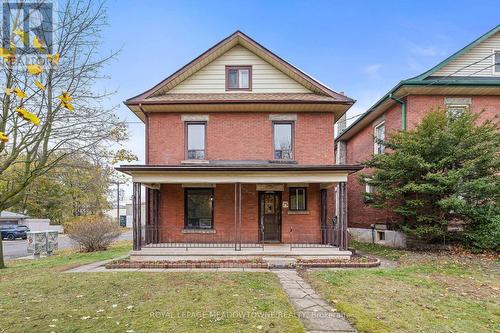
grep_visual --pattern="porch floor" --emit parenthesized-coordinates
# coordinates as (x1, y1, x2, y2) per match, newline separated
(131, 244, 352, 262)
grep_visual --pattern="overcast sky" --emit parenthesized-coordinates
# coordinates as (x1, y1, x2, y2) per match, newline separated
(98, 0, 500, 202)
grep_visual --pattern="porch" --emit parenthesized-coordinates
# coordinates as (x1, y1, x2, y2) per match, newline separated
(116, 164, 361, 261)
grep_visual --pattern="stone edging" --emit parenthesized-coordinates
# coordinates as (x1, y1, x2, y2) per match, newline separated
(296, 258, 381, 268)
(105, 257, 380, 269)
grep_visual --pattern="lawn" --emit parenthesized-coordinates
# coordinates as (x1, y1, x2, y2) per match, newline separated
(302, 242, 500, 333)
(0, 242, 304, 332)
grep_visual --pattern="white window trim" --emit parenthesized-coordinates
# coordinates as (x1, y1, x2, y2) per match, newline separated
(492, 49, 500, 76)
(373, 121, 385, 155)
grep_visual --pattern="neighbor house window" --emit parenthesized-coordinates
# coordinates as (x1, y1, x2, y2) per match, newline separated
(185, 188, 214, 229)
(226, 66, 252, 90)
(494, 51, 500, 74)
(365, 182, 374, 194)
(289, 187, 307, 211)
(273, 122, 293, 160)
(186, 122, 206, 160)
(374, 121, 385, 155)
(447, 104, 469, 118)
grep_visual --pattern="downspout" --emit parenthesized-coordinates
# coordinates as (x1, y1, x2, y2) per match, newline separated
(139, 103, 148, 163)
(389, 94, 406, 130)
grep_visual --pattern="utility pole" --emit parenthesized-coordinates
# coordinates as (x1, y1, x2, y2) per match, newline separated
(113, 181, 125, 226)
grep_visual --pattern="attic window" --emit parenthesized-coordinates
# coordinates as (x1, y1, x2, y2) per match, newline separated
(226, 66, 252, 90)
(494, 51, 500, 74)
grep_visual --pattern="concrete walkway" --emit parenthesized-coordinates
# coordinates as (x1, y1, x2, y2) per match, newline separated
(272, 269, 356, 333)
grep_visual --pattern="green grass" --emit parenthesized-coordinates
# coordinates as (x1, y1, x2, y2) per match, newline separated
(350, 240, 407, 261)
(303, 244, 500, 333)
(0, 242, 304, 332)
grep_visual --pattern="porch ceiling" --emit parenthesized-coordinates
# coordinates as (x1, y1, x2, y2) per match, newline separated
(116, 164, 362, 184)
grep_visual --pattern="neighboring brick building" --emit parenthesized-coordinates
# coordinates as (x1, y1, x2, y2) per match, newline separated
(335, 25, 500, 246)
(118, 31, 361, 259)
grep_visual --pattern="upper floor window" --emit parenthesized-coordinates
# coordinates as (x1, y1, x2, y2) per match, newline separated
(374, 121, 385, 155)
(289, 187, 307, 211)
(273, 122, 293, 160)
(494, 51, 500, 74)
(186, 122, 206, 160)
(226, 66, 252, 90)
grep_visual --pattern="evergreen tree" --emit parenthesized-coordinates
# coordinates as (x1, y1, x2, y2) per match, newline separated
(362, 109, 499, 251)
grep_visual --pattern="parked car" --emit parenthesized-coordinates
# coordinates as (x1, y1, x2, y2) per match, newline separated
(0, 225, 30, 240)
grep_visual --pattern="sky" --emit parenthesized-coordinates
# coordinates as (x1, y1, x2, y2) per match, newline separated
(97, 0, 500, 201)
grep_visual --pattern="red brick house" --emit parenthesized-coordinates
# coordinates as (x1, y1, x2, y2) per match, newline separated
(335, 25, 500, 247)
(118, 31, 360, 260)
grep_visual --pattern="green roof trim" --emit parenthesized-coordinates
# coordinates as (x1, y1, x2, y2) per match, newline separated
(409, 24, 500, 81)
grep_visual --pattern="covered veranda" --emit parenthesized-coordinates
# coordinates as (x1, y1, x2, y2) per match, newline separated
(116, 164, 361, 260)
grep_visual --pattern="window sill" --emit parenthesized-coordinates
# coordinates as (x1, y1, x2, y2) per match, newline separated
(181, 159, 209, 164)
(288, 210, 309, 215)
(182, 229, 216, 234)
(269, 159, 297, 164)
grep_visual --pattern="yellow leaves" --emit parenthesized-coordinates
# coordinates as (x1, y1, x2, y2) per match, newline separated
(14, 88, 27, 99)
(58, 92, 72, 103)
(27, 64, 42, 75)
(47, 53, 60, 66)
(58, 92, 74, 111)
(4, 88, 13, 95)
(0, 48, 15, 62)
(12, 28, 28, 46)
(62, 101, 74, 111)
(0, 131, 8, 143)
(34, 80, 45, 91)
(16, 107, 40, 126)
(33, 36, 45, 52)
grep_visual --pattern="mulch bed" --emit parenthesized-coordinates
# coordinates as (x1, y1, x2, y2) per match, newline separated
(296, 256, 380, 268)
(105, 258, 268, 269)
(105, 255, 381, 269)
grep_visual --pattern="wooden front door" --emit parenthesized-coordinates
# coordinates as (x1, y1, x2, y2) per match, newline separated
(259, 192, 281, 242)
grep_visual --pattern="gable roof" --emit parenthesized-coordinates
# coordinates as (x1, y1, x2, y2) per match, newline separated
(409, 24, 500, 81)
(125, 31, 354, 120)
(336, 25, 500, 142)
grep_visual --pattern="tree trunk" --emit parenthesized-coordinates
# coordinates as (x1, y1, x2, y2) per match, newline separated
(0, 237, 5, 269)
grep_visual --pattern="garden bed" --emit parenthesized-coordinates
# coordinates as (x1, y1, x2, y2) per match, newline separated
(105, 258, 268, 269)
(296, 255, 380, 268)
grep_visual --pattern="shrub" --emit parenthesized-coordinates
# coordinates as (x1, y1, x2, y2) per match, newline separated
(362, 109, 499, 251)
(66, 215, 121, 252)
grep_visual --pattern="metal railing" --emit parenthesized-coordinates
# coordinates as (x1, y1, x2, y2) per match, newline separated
(142, 225, 263, 250)
(289, 225, 342, 249)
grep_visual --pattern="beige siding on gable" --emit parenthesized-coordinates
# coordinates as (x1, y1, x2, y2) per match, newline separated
(169, 45, 312, 93)
(433, 31, 500, 77)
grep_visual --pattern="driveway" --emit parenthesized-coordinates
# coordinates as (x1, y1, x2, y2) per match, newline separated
(2, 230, 132, 259)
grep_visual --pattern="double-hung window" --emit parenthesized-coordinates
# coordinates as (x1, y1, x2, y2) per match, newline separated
(373, 122, 385, 155)
(289, 187, 307, 211)
(226, 66, 252, 90)
(184, 188, 214, 229)
(186, 122, 206, 160)
(273, 122, 293, 160)
(447, 104, 469, 118)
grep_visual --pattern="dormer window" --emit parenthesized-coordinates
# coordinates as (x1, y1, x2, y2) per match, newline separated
(226, 66, 252, 90)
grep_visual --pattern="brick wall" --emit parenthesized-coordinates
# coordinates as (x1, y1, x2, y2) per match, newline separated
(344, 94, 500, 228)
(148, 112, 335, 164)
(158, 183, 323, 244)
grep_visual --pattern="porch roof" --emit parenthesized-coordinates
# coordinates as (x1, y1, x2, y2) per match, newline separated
(116, 164, 362, 184)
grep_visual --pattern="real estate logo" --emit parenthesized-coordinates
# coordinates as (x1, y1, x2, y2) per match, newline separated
(1, 0, 56, 67)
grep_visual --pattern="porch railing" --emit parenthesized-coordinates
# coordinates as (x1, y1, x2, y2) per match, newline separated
(142, 225, 263, 250)
(289, 224, 344, 249)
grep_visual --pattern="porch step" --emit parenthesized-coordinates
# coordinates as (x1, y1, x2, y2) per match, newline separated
(130, 245, 352, 262)
(262, 257, 296, 268)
